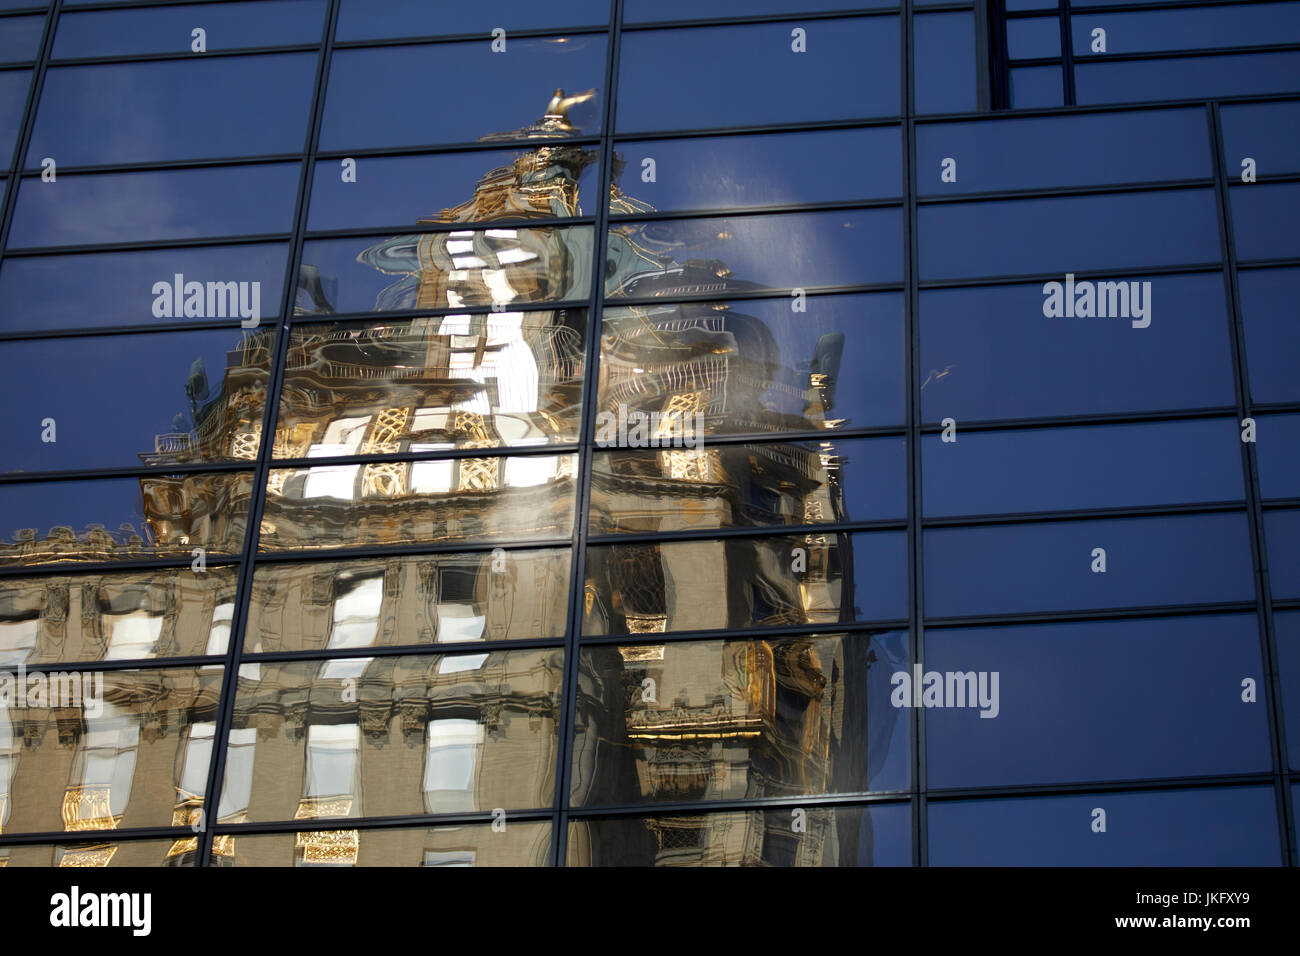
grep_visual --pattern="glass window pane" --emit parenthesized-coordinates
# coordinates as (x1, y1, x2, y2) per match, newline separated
(1007, 0, 1058, 10)
(612, 127, 902, 214)
(1009, 65, 1063, 108)
(0, 566, 240, 665)
(276, 311, 586, 455)
(1257, 413, 1300, 500)
(0, 14, 42, 62)
(571, 631, 910, 807)
(308, 148, 600, 232)
(925, 512, 1255, 618)
(590, 436, 907, 535)
(625, 0, 895, 21)
(0, 666, 223, 835)
(617, 19, 900, 133)
(1073, 4, 1300, 56)
(1231, 182, 1300, 261)
(928, 787, 1281, 865)
(339, 0, 607, 40)
(1221, 101, 1300, 178)
(0, 472, 252, 568)
(1276, 610, 1300, 770)
(1266, 509, 1300, 600)
(0, 243, 288, 333)
(919, 189, 1220, 281)
(0, 838, 193, 868)
(27, 55, 317, 166)
(0, 329, 271, 472)
(923, 419, 1244, 518)
(223, 821, 551, 866)
(600, 293, 905, 437)
(927, 614, 1270, 789)
(1007, 16, 1060, 59)
(221, 649, 563, 822)
(568, 803, 911, 866)
(1076, 52, 1300, 105)
(244, 549, 570, 653)
(1240, 267, 1300, 405)
(320, 37, 606, 152)
(0, 69, 32, 168)
(607, 208, 902, 298)
(297, 225, 593, 315)
(916, 108, 1210, 196)
(260, 452, 578, 552)
(582, 530, 908, 636)
(8, 164, 300, 248)
(920, 275, 1235, 421)
(52, 1, 326, 58)
(915, 13, 976, 115)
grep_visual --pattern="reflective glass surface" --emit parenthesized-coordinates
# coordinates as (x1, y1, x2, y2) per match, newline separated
(567, 803, 912, 866)
(260, 452, 578, 552)
(924, 512, 1255, 618)
(915, 13, 977, 115)
(337, 0, 608, 39)
(0, 666, 224, 835)
(0, 472, 253, 568)
(222, 821, 551, 866)
(1276, 610, 1300, 770)
(1072, 4, 1300, 55)
(1220, 101, 1300, 177)
(1076, 52, 1300, 105)
(0, 329, 271, 472)
(926, 614, 1271, 788)
(243, 548, 571, 653)
(0, 69, 31, 167)
(1007, 17, 1061, 59)
(275, 312, 587, 454)
(0, 838, 194, 867)
(0, 567, 240, 664)
(1256, 413, 1300, 499)
(928, 787, 1281, 866)
(625, 0, 895, 21)
(1266, 510, 1300, 600)
(220, 649, 564, 822)
(0, 14, 42, 62)
(607, 209, 903, 297)
(570, 631, 910, 806)
(589, 436, 907, 535)
(1231, 182, 1300, 261)
(599, 294, 906, 436)
(1009, 66, 1064, 108)
(583, 531, 909, 636)
(1240, 268, 1300, 405)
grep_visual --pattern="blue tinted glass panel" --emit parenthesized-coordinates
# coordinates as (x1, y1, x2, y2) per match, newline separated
(1231, 183, 1300, 261)
(337, 0, 607, 39)
(0, 329, 271, 472)
(1007, 0, 1058, 9)
(929, 787, 1281, 866)
(916, 109, 1209, 195)
(1007, 16, 1060, 59)
(1276, 611, 1300, 770)
(1221, 102, 1300, 178)
(1077, 52, 1300, 105)
(321, 38, 606, 151)
(612, 128, 902, 214)
(924, 419, 1243, 517)
(0, 472, 252, 567)
(920, 274, 1234, 421)
(927, 614, 1270, 788)
(625, 0, 894, 20)
(915, 13, 976, 115)
(27, 55, 316, 166)
(0, 70, 30, 167)
(1009, 65, 1063, 108)
(8, 164, 300, 248)
(618, 19, 900, 133)
(601, 292, 906, 436)
(1266, 510, 1300, 600)
(0, 14, 41, 61)
(1257, 414, 1300, 500)
(1073, 4, 1300, 56)
(0, 243, 287, 332)
(298, 226, 592, 315)
(607, 209, 902, 298)
(919, 189, 1220, 280)
(309, 149, 600, 232)
(925, 512, 1255, 618)
(52, 1, 325, 57)
(1239, 267, 1300, 405)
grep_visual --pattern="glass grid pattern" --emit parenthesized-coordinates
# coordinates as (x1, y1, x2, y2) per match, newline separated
(0, 0, 1294, 868)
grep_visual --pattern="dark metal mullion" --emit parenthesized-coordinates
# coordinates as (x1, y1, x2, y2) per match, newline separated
(550, 0, 623, 869)
(1060, 0, 1077, 105)
(904, 0, 927, 870)
(1207, 101, 1297, 867)
(195, 0, 340, 868)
